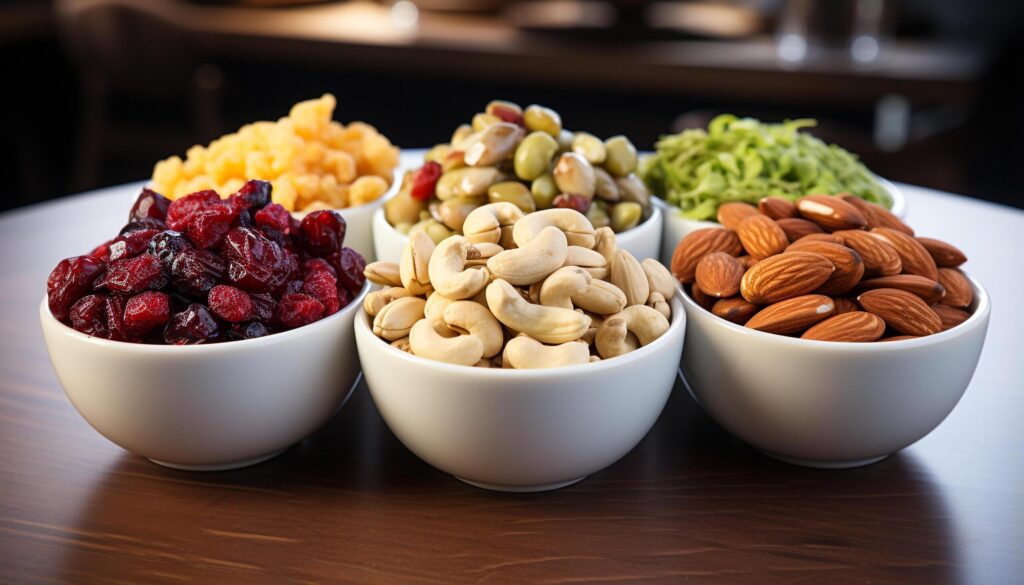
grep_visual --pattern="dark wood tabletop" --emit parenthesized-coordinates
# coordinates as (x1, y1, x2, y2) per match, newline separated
(1, 181, 1022, 584)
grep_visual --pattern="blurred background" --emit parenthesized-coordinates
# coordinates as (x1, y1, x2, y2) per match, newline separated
(3, 0, 1022, 211)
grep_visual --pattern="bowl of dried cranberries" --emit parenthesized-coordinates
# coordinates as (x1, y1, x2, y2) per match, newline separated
(39, 181, 370, 470)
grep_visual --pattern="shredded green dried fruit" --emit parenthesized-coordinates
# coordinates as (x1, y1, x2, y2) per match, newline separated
(640, 115, 892, 220)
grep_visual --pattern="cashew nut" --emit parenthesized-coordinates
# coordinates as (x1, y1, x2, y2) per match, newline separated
(364, 261, 401, 287)
(487, 226, 568, 285)
(539, 266, 592, 309)
(462, 202, 524, 247)
(428, 236, 491, 300)
(408, 319, 483, 366)
(364, 286, 414, 317)
(503, 336, 592, 369)
(390, 337, 411, 352)
(609, 249, 650, 307)
(564, 246, 609, 279)
(485, 279, 589, 343)
(595, 305, 670, 358)
(574, 279, 627, 315)
(593, 226, 618, 263)
(646, 291, 671, 320)
(444, 301, 503, 358)
(424, 292, 455, 326)
(464, 242, 503, 267)
(512, 208, 596, 249)
(400, 230, 434, 295)
(641, 258, 676, 300)
(373, 296, 427, 341)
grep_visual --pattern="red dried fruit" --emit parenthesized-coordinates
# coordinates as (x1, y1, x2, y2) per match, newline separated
(47, 256, 106, 320)
(129, 188, 171, 222)
(108, 229, 160, 262)
(298, 210, 346, 256)
(331, 246, 366, 296)
(89, 240, 113, 262)
(222, 227, 293, 293)
(184, 202, 235, 249)
(165, 190, 221, 231)
(302, 270, 340, 315)
(148, 230, 193, 268)
(254, 203, 292, 233)
(249, 293, 276, 322)
(227, 321, 270, 340)
(102, 254, 167, 294)
(228, 180, 271, 213)
(410, 161, 442, 201)
(170, 249, 225, 297)
(303, 257, 336, 277)
(164, 303, 220, 344)
(104, 295, 128, 341)
(123, 291, 170, 337)
(120, 219, 167, 234)
(69, 294, 108, 337)
(275, 293, 324, 329)
(553, 194, 592, 214)
(208, 284, 253, 323)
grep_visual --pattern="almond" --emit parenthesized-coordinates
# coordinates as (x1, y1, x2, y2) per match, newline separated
(712, 296, 760, 325)
(937, 267, 973, 308)
(689, 283, 717, 310)
(671, 228, 743, 284)
(917, 237, 967, 267)
(716, 202, 759, 230)
(797, 194, 867, 231)
(838, 194, 881, 229)
(932, 304, 970, 331)
(857, 288, 942, 336)
(745, 294, 835, 335)
(869, 227, 938, 280)
(786, 240, 864, 296)
(855, 274, 945, 304)
(801, 311, 885, 342)
(736, 215, 788, 260)
(798, 233, 846, 246)
(758, 196, 797, 220)
(695, 252, 744, 298)
(834, 229, 902, 276)
(740, 252, 834, 304)
(833, 297, 860, 314)
(841, 195, 914, 236)
(737, 255, 758, 270)
(776, 218, 824, 242)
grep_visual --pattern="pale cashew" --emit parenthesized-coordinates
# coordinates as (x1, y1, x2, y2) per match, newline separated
(462, 202, 524, 247)
(595, 305, 670, 358)
(408, 319, 483, 366)
(474, 359, 492, 368)
(527, 280, 543, 303)
(512, 208, 596, 249)
(595, 317, 637, 358)
(564, 246, 609, 279)
(487, 226, 568, 285)
(428, 236, 491, 300)
(581, 312, 604, 345)
(485, 279, 589, 343)
(400, 231, 435, 295)
(539, 266, 592, 309)
(364, 286, 414, 317)
(503, 336, 592, 369)
(465, 242, 503, 267)
(609, 249, 650, 307)
(646, 291, 671, 320)
(364, 261, 401, 287)
(641, 258, 676, 300)
(444, 301, 503, 358)
(390, 337, 411, 352)
(574, 279, 627, 315)
(593, 226, 618, 263)
(373, 297, 427, 341)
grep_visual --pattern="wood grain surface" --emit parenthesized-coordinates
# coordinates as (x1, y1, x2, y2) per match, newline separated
(1, 180, 1022, 584)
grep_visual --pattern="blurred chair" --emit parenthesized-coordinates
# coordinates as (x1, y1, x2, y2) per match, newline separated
(55, 0, 224, 190)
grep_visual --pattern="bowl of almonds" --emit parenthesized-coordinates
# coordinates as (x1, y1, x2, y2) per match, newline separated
(354, 208, 685, 492)
(671, 194, 990, 468)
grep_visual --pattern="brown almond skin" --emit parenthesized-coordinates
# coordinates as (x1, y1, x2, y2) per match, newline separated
(671, 228, 743, 284)
(776, 218, 824, 242)
(716, 202, 759, 230)
(689, 284, 717, 310)
(758, 196, 797, 220)
(737, 255, 758, 270)
(797, 194, 868, 231)
(786, 240, 865, 296)
(835, 229, 902, 276)
(740, 252, 835, 304)
(917, 237, 967, 267)
(736, 215, 789, 260)
(937, 267, 973, 308)
(932, 304, 970, 330)
(745, 294, 835, 335)
(833, 297, 860, 314)
(869, 228, 939, 281)
(839, 194, 881, 229)
(801, 311, 886, 342)
(695, 252, 744, 298)
(857, 288, 942, 336)
(842, 195, 914, 236)
(855, 274, 946, 304)
(712, 297, 760, 325)
(798, 233, 845, 246)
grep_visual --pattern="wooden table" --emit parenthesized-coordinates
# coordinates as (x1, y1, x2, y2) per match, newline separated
(1, 176, 1021, 583)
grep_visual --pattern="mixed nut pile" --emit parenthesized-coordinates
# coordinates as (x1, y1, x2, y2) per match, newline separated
(384, 100, 652, 244)
(672, 194, 973, 341)
(364, 206, 676, 368)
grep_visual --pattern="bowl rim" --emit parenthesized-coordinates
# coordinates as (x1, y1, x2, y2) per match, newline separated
(357, 294, 685, 379)
(40, 279, 370, 353)
(679, 271, 990, 351)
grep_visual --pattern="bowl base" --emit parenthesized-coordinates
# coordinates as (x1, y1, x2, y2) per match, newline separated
(148, 449, 287, 471)
(759, 450, 888, 469)
(456, 476, 586, 493)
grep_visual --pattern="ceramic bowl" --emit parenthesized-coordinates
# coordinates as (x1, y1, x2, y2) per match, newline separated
(355, 296, 686, 492)
(679, 274, 990, 468)
(372, 205, 664, 264)
(657, 178, 908, 265)
(39, 281, 370, 471)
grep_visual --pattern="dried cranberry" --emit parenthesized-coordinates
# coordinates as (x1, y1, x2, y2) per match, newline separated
(297, 211, 346, 256)
(89, 241, 113, 262)
(227, 321, 270, 341)
(332, 247, 366, 294)
(101, 254, 167, 294)
(104, 295, 128, 341)
(275, 293, 324, 329)
(303, 257, 336, 277)
(228, 180, 271, 213)
(47, 256, 106, 320)
(553, 194, 592, 214)
(165, 190, 221, 231)
(254, 203, 292, 234)
(183, 202, 235, 249)
(148, 230, 193, 268)
(222, 227, 292, 293)
(120, 219, 167, 235)
(164, 303, 220, 344)
(491, 105, 524, 126)
(108, 229, 160, 262)
(170, 249, 225, 297)
(69, 294, 108, 337)
(208, 284, 252, 323)
(249, 293, 276, 322)
(124, 291, 170, 337)
(302, 270, 340, 315)
(129, 188, 171, 222)
(410, 161, 442, 201)
(285, 279, 304, 294)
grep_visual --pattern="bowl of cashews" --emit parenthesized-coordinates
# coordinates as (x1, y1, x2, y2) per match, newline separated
(354, 207, 686, 492)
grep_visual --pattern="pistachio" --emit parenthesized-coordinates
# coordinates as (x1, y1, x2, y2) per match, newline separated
(435, 167, 503, 201)
(603, 135, 638, 177)
(514, 132, 559, 181)
(572, 132, 607, 165)
(523, 104, 562, 136)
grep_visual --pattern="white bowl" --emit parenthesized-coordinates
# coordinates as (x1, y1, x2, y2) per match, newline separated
(373, 204, 663, 264)
(39, 281, 370, 471)
(657, 178, 908, 266)
(354, 296, 686, 492)
(679, 275, 990, 468)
